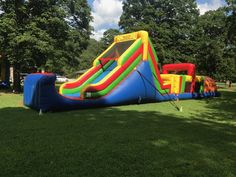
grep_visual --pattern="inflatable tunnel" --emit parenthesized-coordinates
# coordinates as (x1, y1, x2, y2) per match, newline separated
(24, 31, 219, 111)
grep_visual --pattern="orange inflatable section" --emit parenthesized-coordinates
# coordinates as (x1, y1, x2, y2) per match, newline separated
(204, 77, 217, 92)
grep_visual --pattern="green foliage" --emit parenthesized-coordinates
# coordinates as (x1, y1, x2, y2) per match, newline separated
(79, 39, 104, 70)
(0, 0, 92, 91)
(119, 0, 199, 64)
(1, 0, 236, 89)
(196, 9, 226, 79)
(226, 0, 236, 45)
(119, 0, 236, 81)
(69, 29, 120, 74)
(196, 8, 236, 81)
(101, 29, 121, 48)
(225, 0, 236, 81)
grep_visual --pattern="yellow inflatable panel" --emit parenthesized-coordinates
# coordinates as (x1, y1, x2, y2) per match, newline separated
(114, 31, 149, 60)
(114, 33, 138, 43)
(163, 81, 171, 85)
(185, 75, 192, 82)
(160, 74, 181, 94)
(195, 75, 203, 82)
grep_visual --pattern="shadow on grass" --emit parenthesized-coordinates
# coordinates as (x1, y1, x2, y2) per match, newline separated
(189, 89, 236, 125)
(0, 104, 235, 177)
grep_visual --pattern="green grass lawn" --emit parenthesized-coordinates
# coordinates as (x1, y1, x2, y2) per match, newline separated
(0, 88, 235, 177)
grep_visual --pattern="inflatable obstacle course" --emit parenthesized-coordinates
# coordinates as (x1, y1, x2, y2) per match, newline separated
(24, 31, 219, 111)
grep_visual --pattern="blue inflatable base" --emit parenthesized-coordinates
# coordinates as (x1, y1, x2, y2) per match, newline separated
(24, 61, 219, 112)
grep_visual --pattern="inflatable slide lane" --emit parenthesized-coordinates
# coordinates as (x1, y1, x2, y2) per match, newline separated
(24, 31, 219, 111)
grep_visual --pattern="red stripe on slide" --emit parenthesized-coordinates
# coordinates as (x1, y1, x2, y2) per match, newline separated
(63, 60, 109, 89)
(148, 44, 171, 90)
(85, 45, 143, 92)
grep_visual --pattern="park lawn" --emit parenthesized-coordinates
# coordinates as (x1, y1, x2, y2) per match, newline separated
(0, 88, 235, 177)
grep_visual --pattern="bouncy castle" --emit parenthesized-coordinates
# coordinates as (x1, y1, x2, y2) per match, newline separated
(24, 31, 219, 111)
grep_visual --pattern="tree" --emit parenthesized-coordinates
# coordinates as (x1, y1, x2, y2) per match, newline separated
(61, 0, 93, 75)
(79, 39, 104, 70)
(196, 8, 235, 81)
(74, 29, 120, 73)
(119, 0, 236, 81)
(0, 0, 29, 91)
(27, 0, 92, 74)
(0, 0, 92, 91)
(225, 0, 236, 81)
(226, 0, 236, 45)
(119, 0, 199, 64)
(101, 29, 121, 48)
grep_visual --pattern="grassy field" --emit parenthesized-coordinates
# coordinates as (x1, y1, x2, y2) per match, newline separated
(0, 88, 235, 177)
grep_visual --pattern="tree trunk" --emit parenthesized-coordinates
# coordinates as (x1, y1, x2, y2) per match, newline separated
(13, 64, 21, 93)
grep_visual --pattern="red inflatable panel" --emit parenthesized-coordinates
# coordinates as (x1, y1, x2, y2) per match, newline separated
(162, 63, 196, 92)
(148, 45, 171, 91)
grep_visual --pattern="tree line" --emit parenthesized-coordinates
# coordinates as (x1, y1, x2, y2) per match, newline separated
(0, 0, 235, 92)
(0, 0, 92, 91)
(72, 0, 236, 83)
(119, 0, 236, 82)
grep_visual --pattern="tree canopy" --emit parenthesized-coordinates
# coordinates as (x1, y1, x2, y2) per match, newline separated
(78, 29, 120, 71)
(119, 0, 236, 81)
(101, 29, 121, 48)
(119, 0, 199, 64)
(0, 0, 235, 93)
(0, 0, 92, 91)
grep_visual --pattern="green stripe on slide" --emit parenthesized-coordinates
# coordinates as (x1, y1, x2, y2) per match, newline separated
(85, 55, 142, 98)
(148, 53, 167, 94)
(149, 38, 159, 63)
(119, 39, 142, 65)
(61, 60, 114, 94)
(148, 53, 161, 90)
(148, 39, 170, 93)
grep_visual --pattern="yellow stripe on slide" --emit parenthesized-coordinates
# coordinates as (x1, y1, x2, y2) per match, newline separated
(137, 31, 148, 60)
(86, 66, 121, 88)
(117, 38, 142, 66)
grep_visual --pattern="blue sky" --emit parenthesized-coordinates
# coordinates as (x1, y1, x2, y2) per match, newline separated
(88, 0, 226, 40)
(87, 0, 93, 6)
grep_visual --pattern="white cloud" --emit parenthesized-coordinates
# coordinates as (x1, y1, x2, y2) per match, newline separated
(91, 28, 106, 41)
(90, 0, 123, 40)
(197, 0, 225, 15)
(90, 0, 226, 40)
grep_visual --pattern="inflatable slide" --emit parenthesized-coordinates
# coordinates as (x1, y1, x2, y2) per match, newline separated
(24, 31, 219, 111)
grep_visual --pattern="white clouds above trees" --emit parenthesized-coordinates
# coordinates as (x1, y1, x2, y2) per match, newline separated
(90, 0, 123, 40)
(90, 0, 226, 40)
(197, 0, 225, 15)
